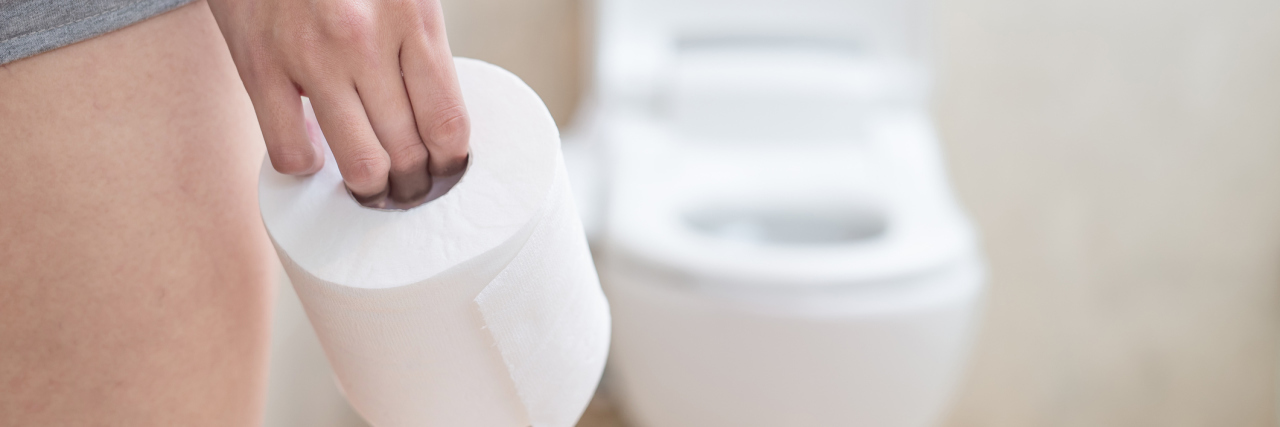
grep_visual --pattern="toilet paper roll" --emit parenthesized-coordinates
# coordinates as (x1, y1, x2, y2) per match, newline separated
(259, 58, 611, 427)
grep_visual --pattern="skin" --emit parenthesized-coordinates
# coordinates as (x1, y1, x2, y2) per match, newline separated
(0, 0, 466, 424)
(0, 3, 272, 425)
(209, 0, 470, 206)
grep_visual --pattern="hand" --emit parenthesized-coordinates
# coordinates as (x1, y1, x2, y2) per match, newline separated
(209, 0, 469, 206)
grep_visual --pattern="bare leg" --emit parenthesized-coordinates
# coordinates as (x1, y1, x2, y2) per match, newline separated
(0, 2, 274, 425)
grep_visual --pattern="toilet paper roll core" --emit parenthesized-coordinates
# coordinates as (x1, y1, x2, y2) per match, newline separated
(344, 156, 468, 211)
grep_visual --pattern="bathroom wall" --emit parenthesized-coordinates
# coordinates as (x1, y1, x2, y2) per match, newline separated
(933, 0, 1280, 426)
(438, 0, 586, 127)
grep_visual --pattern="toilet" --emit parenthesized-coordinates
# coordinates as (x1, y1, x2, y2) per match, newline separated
(563, 0, 988, 425)
(596, 112, 984, 427)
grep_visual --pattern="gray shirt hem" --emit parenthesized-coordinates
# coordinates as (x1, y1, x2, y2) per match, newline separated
(1, 0, 198, 65)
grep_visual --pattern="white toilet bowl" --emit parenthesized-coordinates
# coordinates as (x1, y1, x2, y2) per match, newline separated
(567, 0, 985, 424)
(598, 112, 984, 427)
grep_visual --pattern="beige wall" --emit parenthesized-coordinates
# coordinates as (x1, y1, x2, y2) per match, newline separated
(437, 0, 1280, 425)
(439, 0, 585, 127)
(935, 0, 1280, 425)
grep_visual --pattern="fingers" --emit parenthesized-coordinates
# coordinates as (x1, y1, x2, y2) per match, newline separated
(246, 74, 322, 175)
(356, 63, 432, 203)
(305, 85, 391, 200)
(238, 0, 465, 209)
(401, 28, 470, 176)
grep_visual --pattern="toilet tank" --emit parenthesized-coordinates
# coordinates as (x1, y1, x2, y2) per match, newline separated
(592, 0, 936, 144)
(606, 0, 930, 55)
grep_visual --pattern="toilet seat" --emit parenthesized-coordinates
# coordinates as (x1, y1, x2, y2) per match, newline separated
(605, 111, 975, 290)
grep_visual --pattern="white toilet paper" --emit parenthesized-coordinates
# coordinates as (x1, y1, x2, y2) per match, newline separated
(259, 58, 610, 427)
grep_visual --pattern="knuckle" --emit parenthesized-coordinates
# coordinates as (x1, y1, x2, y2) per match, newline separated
(342, 150, 390, 190)
(388, 140, 429, 175)
(319, 2, 376, 45)
(424, 104, 470, 151)
(404, 1, 443, 34)
(386, 0, 418, 13)
(269, 145, 317, 175)
(378, 0, 421, 21)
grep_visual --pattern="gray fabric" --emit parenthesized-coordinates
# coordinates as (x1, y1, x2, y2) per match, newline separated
(0, 0, 197, 64)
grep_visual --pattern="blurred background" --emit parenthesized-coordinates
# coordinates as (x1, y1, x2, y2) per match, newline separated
(265, 0, 1280, 426)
